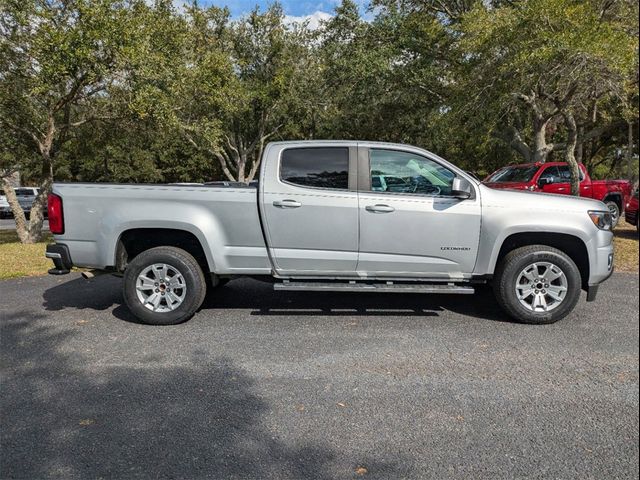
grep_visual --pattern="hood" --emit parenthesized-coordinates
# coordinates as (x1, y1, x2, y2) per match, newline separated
(479, 184, 607, 212)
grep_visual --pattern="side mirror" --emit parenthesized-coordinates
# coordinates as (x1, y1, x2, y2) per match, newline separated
(452, 177, 472, 199)
(538, 177, 553, 188)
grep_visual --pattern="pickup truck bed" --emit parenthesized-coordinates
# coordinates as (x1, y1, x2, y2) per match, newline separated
(53, 182, 271, 274)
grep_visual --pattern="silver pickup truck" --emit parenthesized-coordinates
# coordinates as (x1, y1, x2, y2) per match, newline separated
(46, 141, 614, 325)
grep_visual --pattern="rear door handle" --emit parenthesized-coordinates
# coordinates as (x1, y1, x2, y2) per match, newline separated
(273, 199, 302, 208)
(365, 204, 395, 213)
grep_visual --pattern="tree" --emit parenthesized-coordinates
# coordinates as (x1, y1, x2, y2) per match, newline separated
(0, 0, 138, 242)
(129, 3, 312, 183)
(218, 4, 313, 182)
(458, 0, 637, 193)
(2, 0, 637, 230)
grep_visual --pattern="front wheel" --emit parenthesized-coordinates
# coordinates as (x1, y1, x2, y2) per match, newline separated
(493, 245, 582, 324)
(605, 201, 620, 228)
(123, 246, 207, 325)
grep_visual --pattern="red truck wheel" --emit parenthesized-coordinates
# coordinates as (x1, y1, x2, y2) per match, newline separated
(605, 201, 620, 228)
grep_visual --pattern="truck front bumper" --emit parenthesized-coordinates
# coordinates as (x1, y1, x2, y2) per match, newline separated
(586, 238, 614, 302)
(46, 243, 73, 275)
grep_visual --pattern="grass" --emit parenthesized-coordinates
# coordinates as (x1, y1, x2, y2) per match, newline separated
(0, 230, 52, 280)
(0, 221, 637, 280)
(613, 221, 639, 273)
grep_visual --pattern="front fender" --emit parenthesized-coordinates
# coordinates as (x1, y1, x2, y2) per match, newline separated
(481, 224, 591, 275)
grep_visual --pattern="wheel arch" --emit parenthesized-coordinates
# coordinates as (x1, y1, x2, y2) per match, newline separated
(494, 232, 590, 290)
(602, 192, 623, 210)
(115, 227, 212, 275)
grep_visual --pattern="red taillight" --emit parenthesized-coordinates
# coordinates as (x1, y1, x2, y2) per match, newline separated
(47, 193, 64, 234)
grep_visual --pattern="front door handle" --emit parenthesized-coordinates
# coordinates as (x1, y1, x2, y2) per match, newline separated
(365, 204, 395, 213)
(273, 199, 302, 208)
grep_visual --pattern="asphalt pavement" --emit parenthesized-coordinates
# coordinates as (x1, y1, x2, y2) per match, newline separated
(1, 273, 638, 479)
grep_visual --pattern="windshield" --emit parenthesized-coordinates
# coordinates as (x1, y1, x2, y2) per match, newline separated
(486, 165, 539, 183)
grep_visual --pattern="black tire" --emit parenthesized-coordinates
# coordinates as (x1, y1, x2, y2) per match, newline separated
(493, 245, 582, 324)
(605, 200, 620, 228)
(123, 246, 206, 325)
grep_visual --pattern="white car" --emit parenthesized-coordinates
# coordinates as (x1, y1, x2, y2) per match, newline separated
(0, 189, 11, 218)
(0, 187, 44, 218)
(14, 187, 41, 216)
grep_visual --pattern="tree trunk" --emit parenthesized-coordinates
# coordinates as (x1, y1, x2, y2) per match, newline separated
(1, 178, 30, 242)
(562, 112, 581, 196)
(27, 178, 52, 241)
(575, 125, 584, 164)
(531, 116, 552, 163)
(628, 120, 635, 181)
(247, 141, 266, 182)
(219, 124, 281, 183)
(1, 176, 52, 243)
(237, 152, 247, 183)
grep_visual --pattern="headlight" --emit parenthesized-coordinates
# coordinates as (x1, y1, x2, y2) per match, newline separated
(588, 210, 613, 230)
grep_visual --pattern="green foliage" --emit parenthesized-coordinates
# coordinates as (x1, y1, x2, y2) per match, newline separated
(454, 0, 637, 172)
(1, 0, 638, 192)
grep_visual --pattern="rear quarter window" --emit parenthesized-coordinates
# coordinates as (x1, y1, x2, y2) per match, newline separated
(280, 147, 349, 190)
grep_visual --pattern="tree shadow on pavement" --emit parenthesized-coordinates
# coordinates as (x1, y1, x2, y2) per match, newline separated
(42, 276, 512, 324)
(0, 316, 410, 479)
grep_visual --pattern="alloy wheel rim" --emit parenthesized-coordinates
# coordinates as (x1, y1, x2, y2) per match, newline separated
(135, 263, 187, 312)
(607, 203, 619, 224)
(515, 262, 568, 313)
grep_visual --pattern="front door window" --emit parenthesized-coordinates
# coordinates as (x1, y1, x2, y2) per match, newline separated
(369, 149, 455, 196)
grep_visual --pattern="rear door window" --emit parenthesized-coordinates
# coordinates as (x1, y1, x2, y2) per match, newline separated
(280, 147, 349, 190)
(557, 165, 584, 181)
(539, 166, 560, 182)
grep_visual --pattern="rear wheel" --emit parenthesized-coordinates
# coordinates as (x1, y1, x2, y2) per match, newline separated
(493, 245, 582, 324)
(123, 246, 206, 325)
(605, 200, 620, 228)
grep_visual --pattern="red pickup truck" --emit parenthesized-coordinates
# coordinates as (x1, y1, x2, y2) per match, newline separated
(625, 189, 638, 232)
(484, 162, 632, 226)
